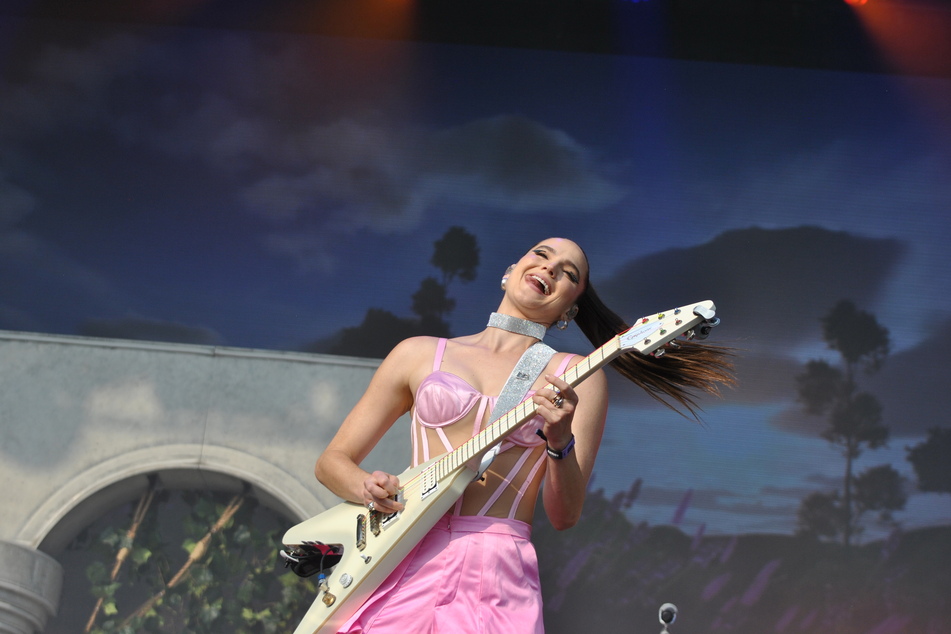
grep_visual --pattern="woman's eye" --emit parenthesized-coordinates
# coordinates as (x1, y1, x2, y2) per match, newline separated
(533, 249, 548, 258)
(567, 272, 579, 283)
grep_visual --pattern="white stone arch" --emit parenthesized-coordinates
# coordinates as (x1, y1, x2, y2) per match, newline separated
(1, 332, 409, 633)
(4, 444, 328, 634)
(18, 444, 326, 556)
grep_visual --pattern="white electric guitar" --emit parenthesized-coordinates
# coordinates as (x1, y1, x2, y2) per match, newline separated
(281, 300, 719, 633)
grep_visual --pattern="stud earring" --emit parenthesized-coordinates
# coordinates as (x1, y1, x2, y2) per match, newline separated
(500, 264, 515, 291)
(556, 306, 578, 330)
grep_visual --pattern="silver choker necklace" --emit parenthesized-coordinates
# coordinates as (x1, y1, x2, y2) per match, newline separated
(487, 313, 547, 340)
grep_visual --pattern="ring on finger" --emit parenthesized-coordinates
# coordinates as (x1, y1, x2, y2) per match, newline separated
(552, 395, 565, 408)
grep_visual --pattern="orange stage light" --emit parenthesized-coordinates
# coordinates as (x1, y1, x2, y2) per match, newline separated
(847, 0, 951, 77)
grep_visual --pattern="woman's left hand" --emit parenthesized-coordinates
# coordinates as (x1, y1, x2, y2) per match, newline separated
(532, 373, 577, 452)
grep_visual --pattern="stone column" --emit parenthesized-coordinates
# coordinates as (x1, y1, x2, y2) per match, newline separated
(0, 541, 62, 634)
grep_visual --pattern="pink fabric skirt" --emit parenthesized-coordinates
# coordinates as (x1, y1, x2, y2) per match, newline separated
(339, 514, 543, 633)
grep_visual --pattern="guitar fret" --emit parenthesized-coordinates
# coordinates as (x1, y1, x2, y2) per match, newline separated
(425, 302, 706, 499)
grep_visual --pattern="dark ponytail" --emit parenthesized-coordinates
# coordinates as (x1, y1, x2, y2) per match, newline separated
(575, 281, 735, 418)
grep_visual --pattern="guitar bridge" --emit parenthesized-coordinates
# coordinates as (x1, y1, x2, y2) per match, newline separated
(356, 514, 367, 550)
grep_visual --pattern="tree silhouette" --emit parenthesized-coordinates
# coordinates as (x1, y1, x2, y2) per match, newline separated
(796, 491, 846, 540)
(795, 300, 894, 546)
(411, 277, 456, 321)
(907, 427, 951, 495)
(853, 464, 906, 530)
(821, 298, 889, 372)
(431, 226, 479, 287)
(310, 227, 479, 358)
(326, 308, 449, 358)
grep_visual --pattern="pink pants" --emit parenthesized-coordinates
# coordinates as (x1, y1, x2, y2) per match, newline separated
(339, 514, 544, 633)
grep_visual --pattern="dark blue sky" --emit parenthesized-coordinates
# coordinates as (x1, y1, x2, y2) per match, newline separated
(2, 13, 950, 535)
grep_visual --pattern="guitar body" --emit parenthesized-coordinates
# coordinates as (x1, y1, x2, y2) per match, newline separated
(282, 300, 719, 634)
(283, 457, 479, 634)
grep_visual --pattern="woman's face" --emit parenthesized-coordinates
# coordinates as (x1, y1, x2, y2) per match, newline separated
(504, 238, 588, 322)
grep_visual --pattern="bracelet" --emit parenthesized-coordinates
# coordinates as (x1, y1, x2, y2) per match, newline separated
(536, 430, 575, 459)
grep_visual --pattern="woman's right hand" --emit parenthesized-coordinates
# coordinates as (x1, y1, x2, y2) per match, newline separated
(364, 470, 404, 513)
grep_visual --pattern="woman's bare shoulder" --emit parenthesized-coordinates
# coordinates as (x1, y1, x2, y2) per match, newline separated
(387, 335, 441, 360)
(376, 336, 443, 378)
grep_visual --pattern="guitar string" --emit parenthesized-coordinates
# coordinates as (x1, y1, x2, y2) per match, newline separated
(394, 342, 611, 501)
(390, 309, 699, 505)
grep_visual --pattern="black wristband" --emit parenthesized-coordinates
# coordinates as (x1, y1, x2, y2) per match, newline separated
(545, 434, 575, 459)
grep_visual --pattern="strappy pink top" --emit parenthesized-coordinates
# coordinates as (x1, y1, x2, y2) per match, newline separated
(411, 338, 578, 519)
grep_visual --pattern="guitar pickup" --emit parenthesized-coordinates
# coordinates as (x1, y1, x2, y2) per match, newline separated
(369, 509, 381, 536)
(381, 491, 403, 529)
(381, 511, 399, 529)
(420, 471, 438, 499)
(367, 490, 403, 535)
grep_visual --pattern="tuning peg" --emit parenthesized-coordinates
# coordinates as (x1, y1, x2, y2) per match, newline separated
(694, 317, 720, 340)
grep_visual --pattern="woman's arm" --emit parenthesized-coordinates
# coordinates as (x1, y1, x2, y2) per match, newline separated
(534, 365, 608, 530)
(314, 337, 427, 514)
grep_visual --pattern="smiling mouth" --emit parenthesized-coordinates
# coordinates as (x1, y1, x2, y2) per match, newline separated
(527, 274, 551, 295)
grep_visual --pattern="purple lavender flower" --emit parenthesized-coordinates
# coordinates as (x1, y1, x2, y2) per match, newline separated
(774, 605, 799, 632)
(623, 478, 642, 509)
(671, 488, 693, 525)
(701, 572, 732, 601)
(866, 614, 913, 634)
(739, 558, 782, 606)
(719, 535, 738, 564)
(691, 523, 707, 551)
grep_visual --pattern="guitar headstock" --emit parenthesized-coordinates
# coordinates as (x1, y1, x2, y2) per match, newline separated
(618, 300, 718, 356)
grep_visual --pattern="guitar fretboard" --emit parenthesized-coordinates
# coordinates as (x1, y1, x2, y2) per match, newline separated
(427, 335, 624, 484)
(416, 300, 712, 493)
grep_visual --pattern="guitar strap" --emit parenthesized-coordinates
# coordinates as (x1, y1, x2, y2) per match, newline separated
(460, 340, 557, 501)
(487, 341, 557, 426)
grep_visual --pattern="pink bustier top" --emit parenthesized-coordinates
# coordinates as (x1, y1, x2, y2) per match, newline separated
(411, 338, 578, 518)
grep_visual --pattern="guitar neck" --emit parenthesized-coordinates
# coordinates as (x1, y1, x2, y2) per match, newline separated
(430, 335, 623, 479)
(424, 299, 716, 482)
